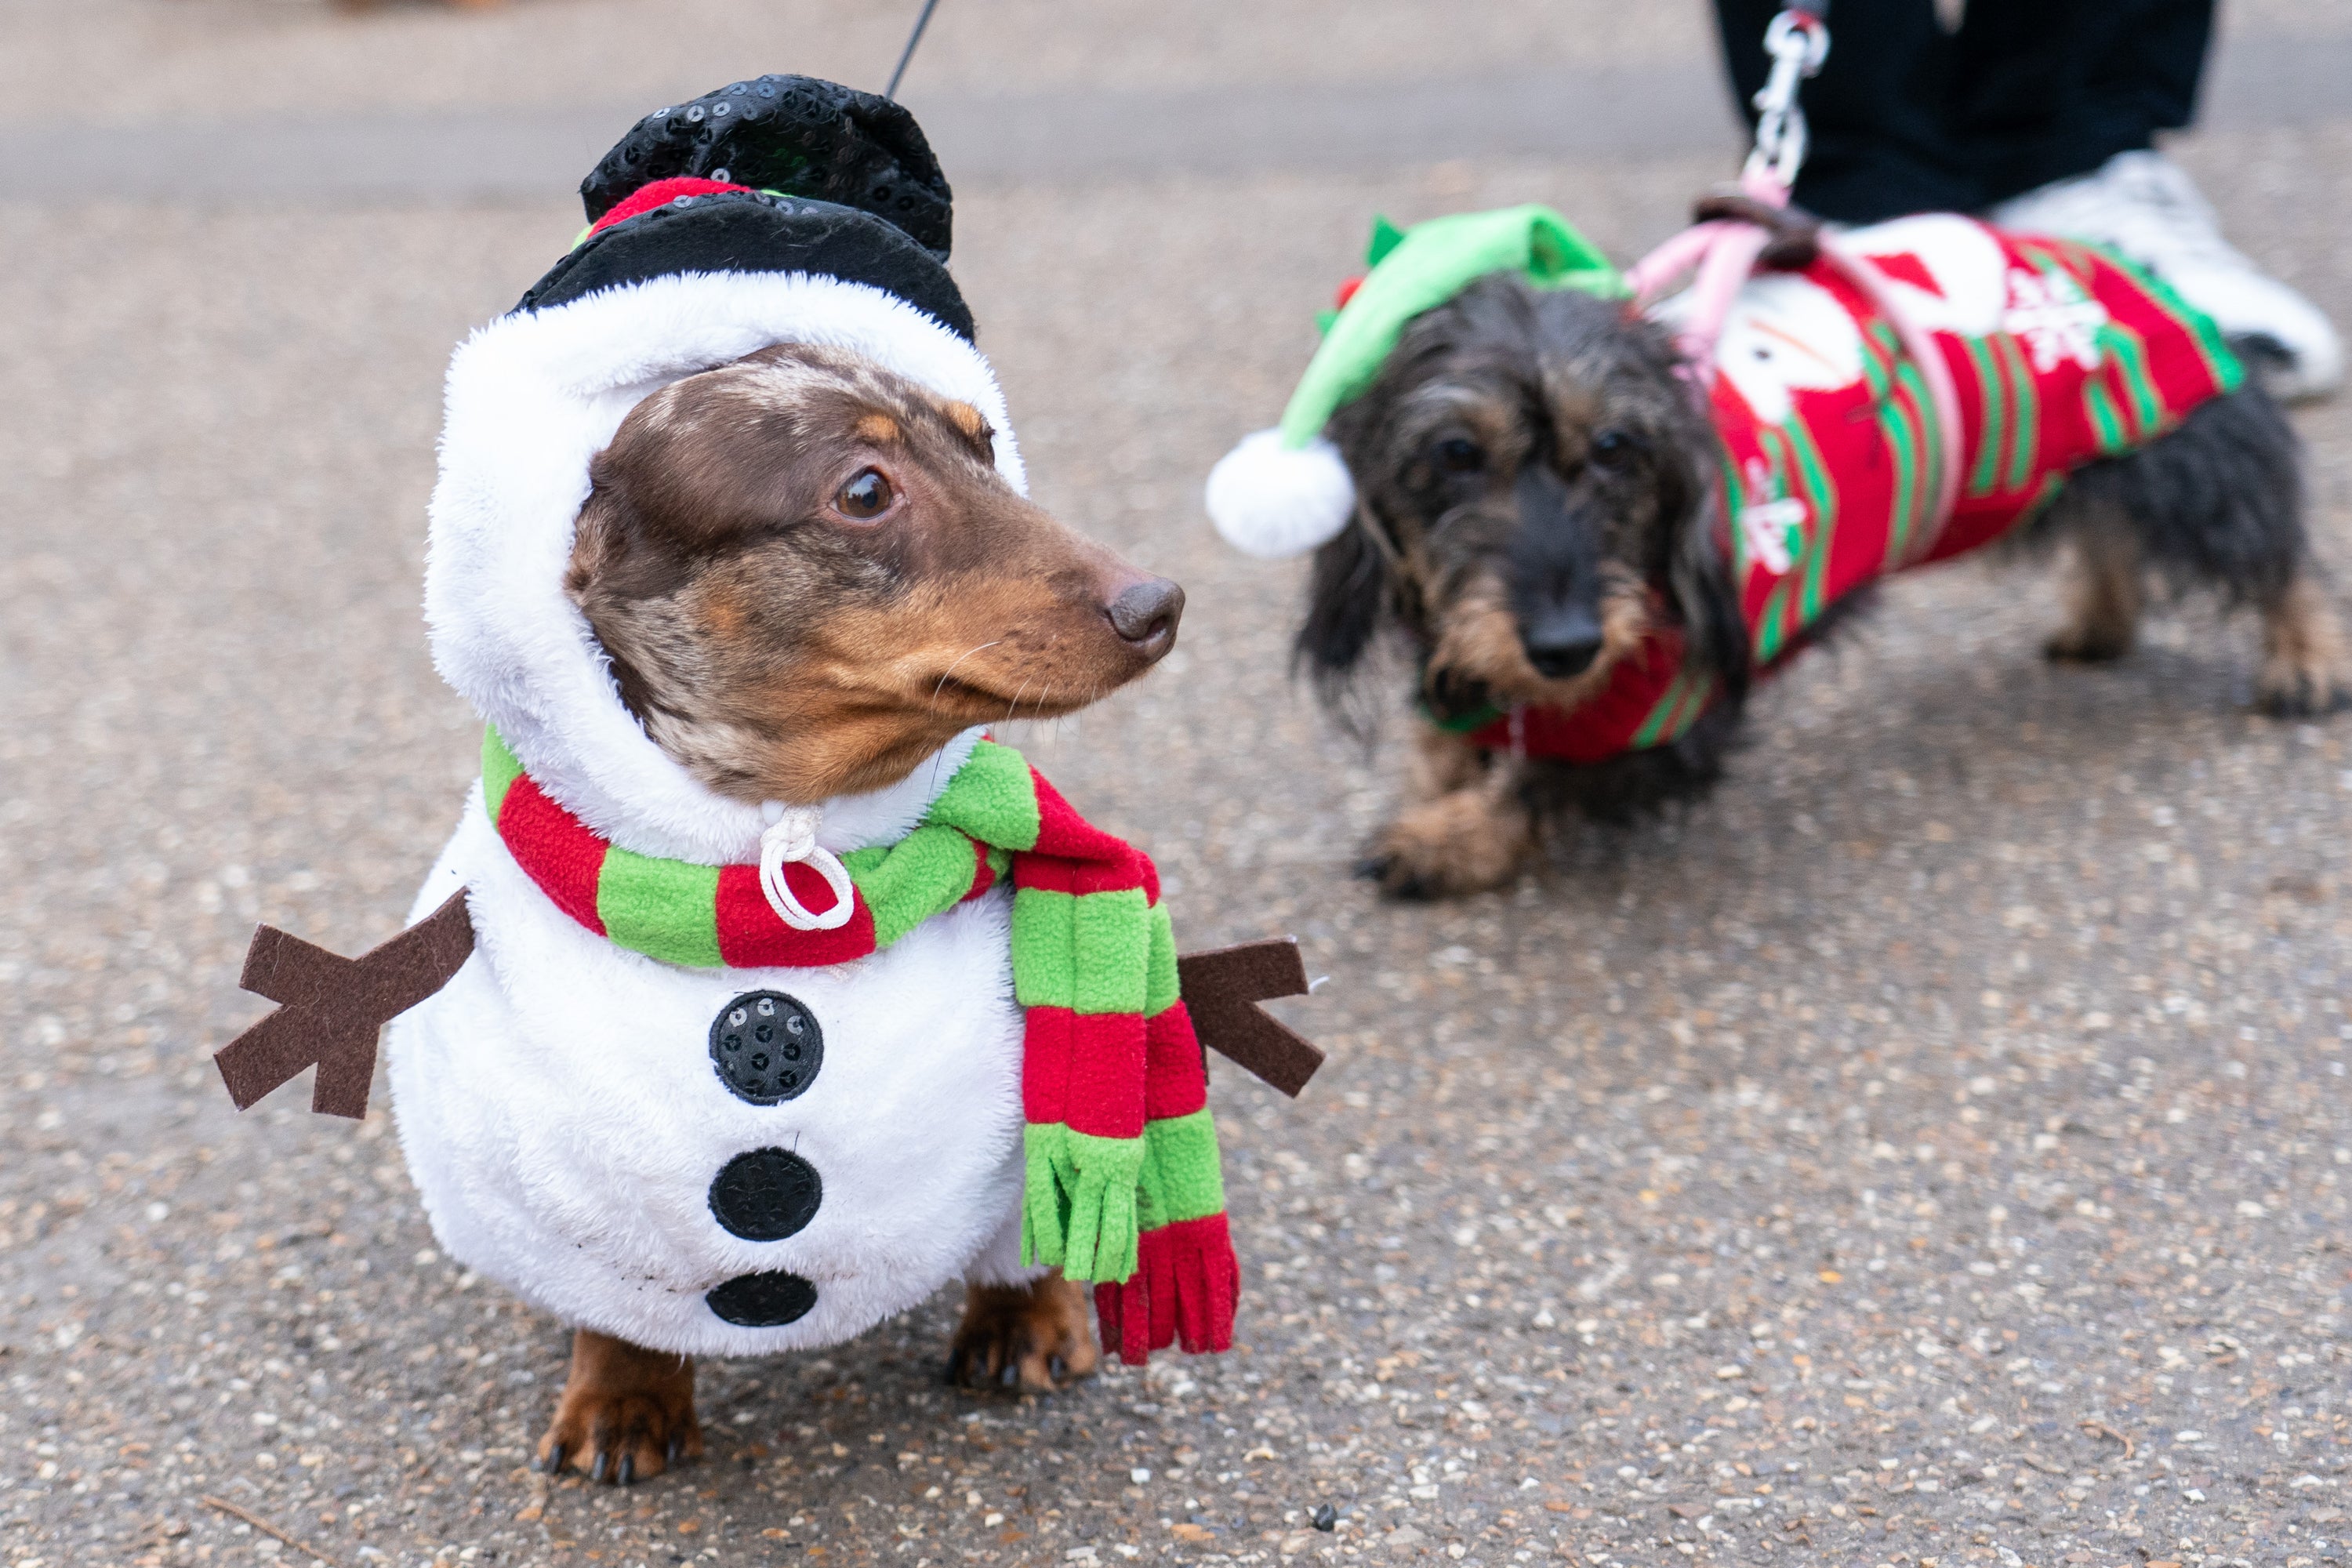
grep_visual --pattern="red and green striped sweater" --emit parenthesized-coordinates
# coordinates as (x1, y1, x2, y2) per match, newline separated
(1448, 215, 2243, 761)
(482, 727, 1237, 1363)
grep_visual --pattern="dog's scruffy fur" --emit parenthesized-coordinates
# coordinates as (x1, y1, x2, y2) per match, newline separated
(1301, 274, 2348, 899)
(534, 342, 1182, 1482)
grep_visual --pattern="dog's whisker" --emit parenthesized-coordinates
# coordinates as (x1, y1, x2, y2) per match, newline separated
(932, 641, 1004, 710)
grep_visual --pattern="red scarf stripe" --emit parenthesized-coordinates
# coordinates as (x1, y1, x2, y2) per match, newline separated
(1027, 768, 1159, 902)
(1142, 1004, 1209, 1120)
(1018, 1008, 1148, 1138)
(713, 862, 879, 968)
(497, 773, 612, 937)
(1096, 1211, 1238, 1361)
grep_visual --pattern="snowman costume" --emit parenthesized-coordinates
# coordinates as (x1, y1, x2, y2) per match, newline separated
(383, 77, 1239, 1363)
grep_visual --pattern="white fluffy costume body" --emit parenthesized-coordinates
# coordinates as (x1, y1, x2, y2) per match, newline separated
(378, 77, 1247, 1363)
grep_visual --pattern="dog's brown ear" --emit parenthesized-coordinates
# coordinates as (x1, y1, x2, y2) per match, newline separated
(1293, 515, 1389, 712)
(1662, 456, 1750, 706)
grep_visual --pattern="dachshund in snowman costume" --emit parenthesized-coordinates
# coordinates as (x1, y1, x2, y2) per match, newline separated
(216, 77, 1319, 1484)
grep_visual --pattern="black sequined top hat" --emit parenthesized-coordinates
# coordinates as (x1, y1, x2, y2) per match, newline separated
(513, 74, 973, 340)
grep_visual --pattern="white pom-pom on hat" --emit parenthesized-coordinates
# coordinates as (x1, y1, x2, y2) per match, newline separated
(1203, 428, 1357, 560)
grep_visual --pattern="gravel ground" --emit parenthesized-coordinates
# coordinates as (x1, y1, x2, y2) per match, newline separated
(4, 5, 2352, 1568)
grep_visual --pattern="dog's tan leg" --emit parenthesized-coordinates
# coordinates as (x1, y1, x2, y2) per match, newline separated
(1359, 722, 1534, 899)
(948, 1272, 1099, 1392)
(2256, 574, 2352, 716)
(1405, 715, 1490, 799)
(535, 1329, 703, 1485)
(2045, 518, 2143, 662)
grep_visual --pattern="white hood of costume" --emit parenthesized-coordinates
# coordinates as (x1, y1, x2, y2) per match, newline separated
(393, 271, 1041, 1358)
(423, 269, 1027, 862)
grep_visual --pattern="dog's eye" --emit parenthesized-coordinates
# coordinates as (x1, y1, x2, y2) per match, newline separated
(1589, 428, 1639, 468)
(834, 468, 895, 521)
(1433, 437, 1486, 474)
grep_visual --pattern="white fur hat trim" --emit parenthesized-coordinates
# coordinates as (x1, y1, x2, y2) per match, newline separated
(1203, 428, 1356, 560)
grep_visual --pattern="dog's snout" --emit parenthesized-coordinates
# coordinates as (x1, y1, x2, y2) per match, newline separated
(1107, 576, 1185, 657)
(1522, 611, 1605, 679)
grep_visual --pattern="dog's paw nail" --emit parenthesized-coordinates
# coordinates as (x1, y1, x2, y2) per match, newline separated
(666, 1437, 683, 1465)
(539, 1443, 566, 1475)
(590, 1451, 610, 1484)
(616, 1453, 636, 1486)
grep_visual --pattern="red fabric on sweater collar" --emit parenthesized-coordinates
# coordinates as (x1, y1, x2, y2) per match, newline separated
(586, 177, 758, 239)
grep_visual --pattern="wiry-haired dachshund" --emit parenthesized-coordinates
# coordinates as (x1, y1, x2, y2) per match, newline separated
(1283, 230, 2347, 900)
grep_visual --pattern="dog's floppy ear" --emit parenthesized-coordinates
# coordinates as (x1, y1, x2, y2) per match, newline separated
(1657, 445, 1751, 709)
(1292, 513, 1390, 708)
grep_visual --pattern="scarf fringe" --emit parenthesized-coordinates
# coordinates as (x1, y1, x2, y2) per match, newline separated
(1093, 1213, 1240, 1365)
(1020, 1124, 1146, 1284)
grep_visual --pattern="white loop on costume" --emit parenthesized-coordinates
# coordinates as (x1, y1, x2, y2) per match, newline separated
(758, 804, 857, 931)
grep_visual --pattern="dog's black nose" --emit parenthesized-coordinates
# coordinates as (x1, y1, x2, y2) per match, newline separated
(1523, 612, 1604, 679)
(1108, 576, 1185, 656)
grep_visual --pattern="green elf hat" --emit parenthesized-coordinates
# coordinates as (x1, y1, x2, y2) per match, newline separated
(1205, 204, 1628, 559)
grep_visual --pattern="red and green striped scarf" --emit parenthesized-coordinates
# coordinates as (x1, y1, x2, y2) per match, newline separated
(481, 728, 1236, 1363)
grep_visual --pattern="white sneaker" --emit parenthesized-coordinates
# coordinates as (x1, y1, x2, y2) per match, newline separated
(1987, 149, 2343, 402)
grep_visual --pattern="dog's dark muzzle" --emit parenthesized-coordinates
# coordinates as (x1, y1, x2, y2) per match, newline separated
(1507, 465, 1609, 680)
(1521, 608, 1606, 677)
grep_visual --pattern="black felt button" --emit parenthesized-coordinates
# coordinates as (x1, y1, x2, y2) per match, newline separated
(708, 1148, 822, 1242)
(707, 1269, 818, 1327)
(709, 991, 822, 1105)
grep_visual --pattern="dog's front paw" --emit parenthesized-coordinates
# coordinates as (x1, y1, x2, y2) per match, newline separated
(1357, 788, 1532, 900)
(535, 1330, 702, 1486)
(949, 1273, 1099, 1393)
(2258, 652, 2352, 717)
(2042, 622, 2133, 663)
(2259, 579, 2352, 717)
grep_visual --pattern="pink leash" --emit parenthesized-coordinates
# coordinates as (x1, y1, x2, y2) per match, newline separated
(1624, 9, 1964, 562)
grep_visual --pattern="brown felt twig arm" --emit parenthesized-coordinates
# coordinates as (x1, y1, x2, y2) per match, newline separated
(213, 891, 475, 1120)
(1176, 938, 1325, 1098)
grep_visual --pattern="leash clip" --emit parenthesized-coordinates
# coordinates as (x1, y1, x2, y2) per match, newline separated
(1742, 9, 1830, 200)
(759, 804, 858, 931)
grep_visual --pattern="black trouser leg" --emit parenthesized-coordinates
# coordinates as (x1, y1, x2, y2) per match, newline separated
(1947, 0, 2214, 205)
(1711, 0, 2216, 223)
(1712, 0, 1973, 223)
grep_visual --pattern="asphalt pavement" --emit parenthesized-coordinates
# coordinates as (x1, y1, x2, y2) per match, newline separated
(4, 3, 2351, 1567)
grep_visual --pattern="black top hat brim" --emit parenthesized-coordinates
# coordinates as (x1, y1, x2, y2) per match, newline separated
(514, 190, 975, 343)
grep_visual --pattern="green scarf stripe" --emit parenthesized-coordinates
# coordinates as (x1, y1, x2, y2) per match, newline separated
(600, 848, 723, 966)
(1963, 335, 2009, 498)
(482, 728, 526, 821)
(1145, 903, 1181, 1018)
(840, 823, 993, 949)
(1008, 887, 1152, 1013)
(1021, 1124, 1146, 1282)
(1137, 1108, 1229, 1229)
(928, 740, 1041, 850)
